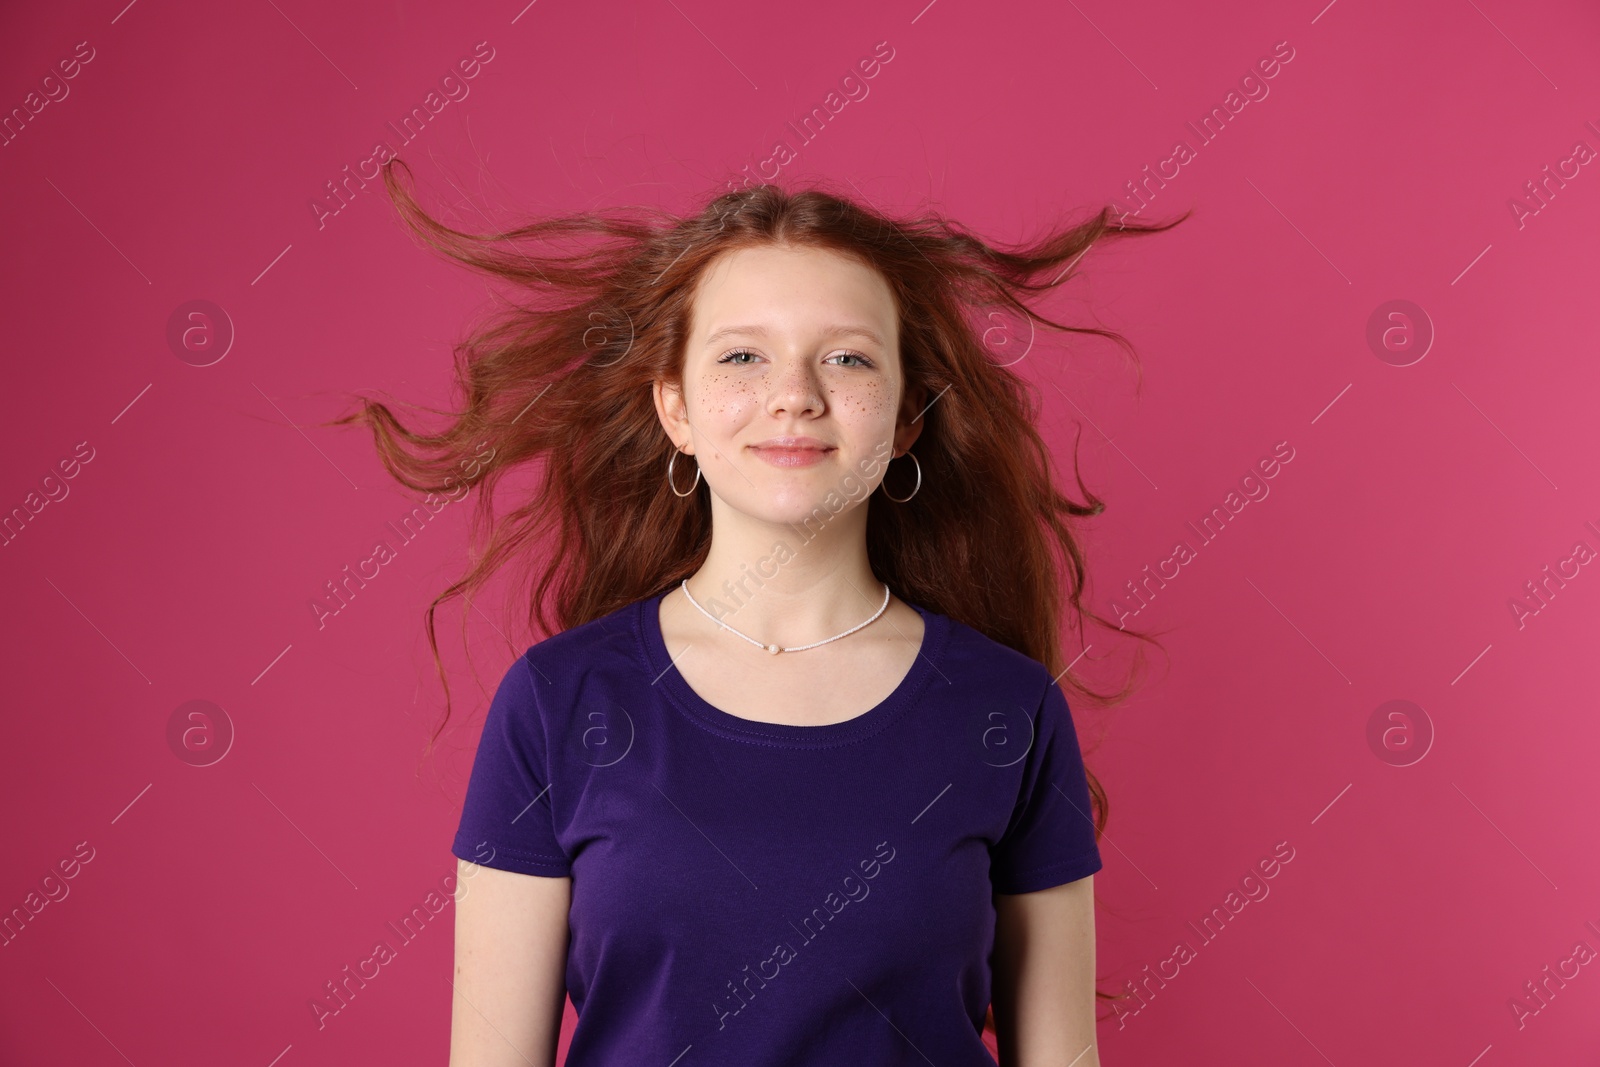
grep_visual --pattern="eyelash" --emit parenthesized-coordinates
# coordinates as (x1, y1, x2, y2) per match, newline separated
(716, 348, 875, 369)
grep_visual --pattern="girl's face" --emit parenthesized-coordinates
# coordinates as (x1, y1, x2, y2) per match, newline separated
(656, 241, 925, 526)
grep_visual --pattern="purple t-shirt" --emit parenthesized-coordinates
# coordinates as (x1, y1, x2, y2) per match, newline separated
(451, 587, 1102, 1065)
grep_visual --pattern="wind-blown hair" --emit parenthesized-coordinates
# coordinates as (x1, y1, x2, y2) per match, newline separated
(330, 158, 1184, 1023)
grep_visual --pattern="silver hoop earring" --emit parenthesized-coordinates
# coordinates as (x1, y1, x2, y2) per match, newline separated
(881, 450, 921, 503)
(667, 448, 701, 497)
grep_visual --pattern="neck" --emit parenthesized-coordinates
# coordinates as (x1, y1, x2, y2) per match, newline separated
(684, 498, 884, 641)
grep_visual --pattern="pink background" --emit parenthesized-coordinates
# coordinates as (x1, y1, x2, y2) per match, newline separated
(3, 0, 1599, 1063)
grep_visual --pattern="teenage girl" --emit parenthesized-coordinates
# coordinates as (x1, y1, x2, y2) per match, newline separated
(343, 164, 1180, 1065)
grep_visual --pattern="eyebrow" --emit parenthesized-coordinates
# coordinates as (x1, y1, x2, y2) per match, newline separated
(702, 323, 888, 348)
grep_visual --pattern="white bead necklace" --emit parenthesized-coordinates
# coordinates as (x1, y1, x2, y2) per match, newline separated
(678, 579, 892, 655)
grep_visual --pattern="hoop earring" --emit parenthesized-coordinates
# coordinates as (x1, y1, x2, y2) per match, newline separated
(667, 448, 701, 497)
(881, 450, 921, 503)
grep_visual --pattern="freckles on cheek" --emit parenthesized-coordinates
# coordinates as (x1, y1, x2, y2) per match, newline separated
(840, 378, 895, 423)
(696, 370, 760, 418)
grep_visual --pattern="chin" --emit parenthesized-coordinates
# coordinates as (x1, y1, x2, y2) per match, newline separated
(747, 492, 861, 526)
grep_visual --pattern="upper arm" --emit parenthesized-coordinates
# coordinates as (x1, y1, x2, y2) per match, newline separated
(449, 859, 571, 1067)
(449, 650, 574, 1064)
(991, 874, 1099, 1067)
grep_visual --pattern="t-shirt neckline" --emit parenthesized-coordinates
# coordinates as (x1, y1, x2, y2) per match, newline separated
(636, 585, 950, 749)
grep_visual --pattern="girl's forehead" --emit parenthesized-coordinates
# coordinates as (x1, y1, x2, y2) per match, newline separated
(686, 244, 898, 342)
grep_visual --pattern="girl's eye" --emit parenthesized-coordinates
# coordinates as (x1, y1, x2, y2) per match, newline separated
(715, 349, 875, 368)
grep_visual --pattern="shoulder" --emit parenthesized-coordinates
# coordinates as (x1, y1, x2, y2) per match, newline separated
(482, 597, 651, 748)
(524, 597, 639, 657)
(511, 595, 652, 701)
(936, 611, 1055, 699)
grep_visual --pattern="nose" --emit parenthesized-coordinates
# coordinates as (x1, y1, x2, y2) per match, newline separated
(765, 353, 826, 418)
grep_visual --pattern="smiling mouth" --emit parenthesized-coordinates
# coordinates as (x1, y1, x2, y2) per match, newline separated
(748, 443, 835, 466)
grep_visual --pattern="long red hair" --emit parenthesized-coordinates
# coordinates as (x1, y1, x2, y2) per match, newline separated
(329, 158, 1185, 1037)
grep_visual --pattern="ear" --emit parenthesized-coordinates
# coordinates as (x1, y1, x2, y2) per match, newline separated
(892, 379, 929, 456)
(652, 377, 694, 455)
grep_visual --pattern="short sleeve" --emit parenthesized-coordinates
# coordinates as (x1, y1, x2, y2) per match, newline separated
(450, 652, 572, 878)
(989, 677, 1103, 894)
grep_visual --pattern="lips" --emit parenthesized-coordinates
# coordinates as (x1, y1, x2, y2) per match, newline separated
(749, 437, 833, 451)
(747, 439, 835, 467)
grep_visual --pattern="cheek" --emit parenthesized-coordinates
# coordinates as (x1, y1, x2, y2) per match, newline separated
(694, 371, 761, 419)
(834, 377, 896, 422)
